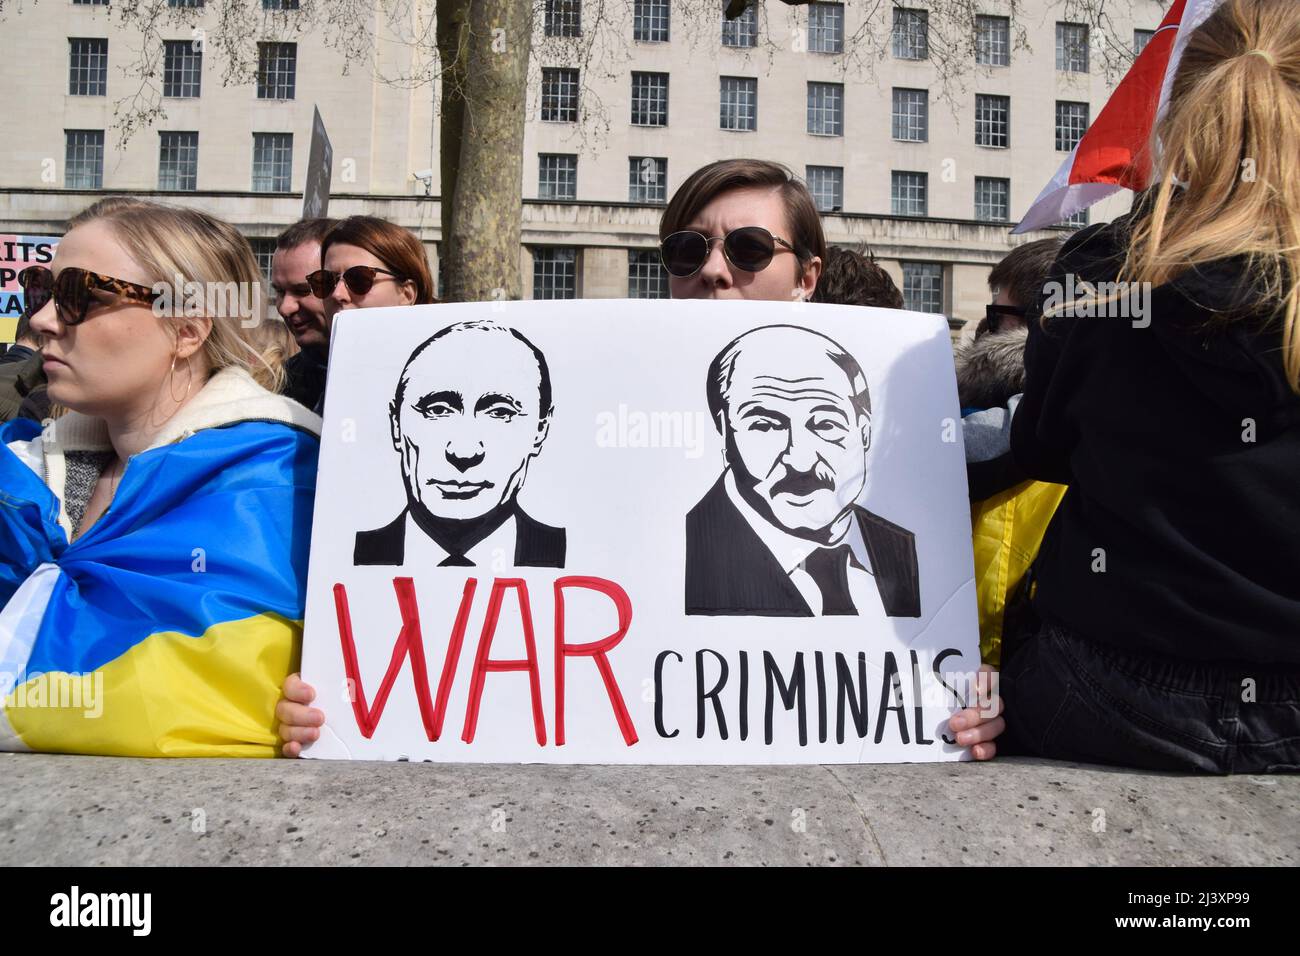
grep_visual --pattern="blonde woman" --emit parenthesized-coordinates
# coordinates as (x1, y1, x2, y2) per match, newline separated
(1006, 0, 1300, 772)
(0, 197, 320, 757)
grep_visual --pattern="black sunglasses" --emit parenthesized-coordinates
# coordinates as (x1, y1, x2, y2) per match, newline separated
(306, 265, 405, 299)
(659, 226, 798, 279)
(984, 303, 1028, 333)
(44, 266, 161, 327)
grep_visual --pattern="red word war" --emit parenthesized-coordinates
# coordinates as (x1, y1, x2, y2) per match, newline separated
(331, 576, 639, 747)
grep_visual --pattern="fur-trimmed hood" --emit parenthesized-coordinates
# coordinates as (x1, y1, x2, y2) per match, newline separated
(955, 326, 1028, 410)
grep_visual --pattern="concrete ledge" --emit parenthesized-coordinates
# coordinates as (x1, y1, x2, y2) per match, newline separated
(1, 753, 1295, 866)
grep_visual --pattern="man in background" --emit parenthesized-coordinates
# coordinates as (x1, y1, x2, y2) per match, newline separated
(271, 218, 336, 411)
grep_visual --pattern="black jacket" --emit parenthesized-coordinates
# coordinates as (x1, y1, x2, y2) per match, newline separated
(1012, 215, 1300, 664)
(282, 348, 328, 413)
(354, 506, 566, 568)
(0, 347, 47, 423)
(685, 475, 921, 617)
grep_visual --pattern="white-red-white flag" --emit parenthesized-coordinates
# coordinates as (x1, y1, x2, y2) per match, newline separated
(1014, 0, 1226, 234)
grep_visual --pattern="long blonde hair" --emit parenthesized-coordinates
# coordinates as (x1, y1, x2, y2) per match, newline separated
(1122, 0, 1300, 393)
(67, 197, 286, 392)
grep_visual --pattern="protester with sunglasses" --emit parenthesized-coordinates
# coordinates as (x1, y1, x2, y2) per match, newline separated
(0, 196, 321, 758)
(663, 159, 1003, 760)
(273, 217, 336, 413)
(956, 238, 1068, 672)
(310, 215, 435, 319)
(658, 159, 824, 301)
(298, 215, 435, 415)
(1005, 0, 1300, 772)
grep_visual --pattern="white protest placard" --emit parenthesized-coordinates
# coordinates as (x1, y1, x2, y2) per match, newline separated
(301, 299, 980, 764)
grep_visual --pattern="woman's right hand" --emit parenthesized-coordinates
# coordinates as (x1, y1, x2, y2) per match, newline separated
(276, 672, 325, 758)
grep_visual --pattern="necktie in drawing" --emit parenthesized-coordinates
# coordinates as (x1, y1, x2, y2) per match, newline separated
(802, 544, 857, 615)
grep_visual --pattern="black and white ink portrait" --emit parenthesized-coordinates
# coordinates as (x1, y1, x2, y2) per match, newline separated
(354, 320, 566, 568)
(685, 325, 920, 618)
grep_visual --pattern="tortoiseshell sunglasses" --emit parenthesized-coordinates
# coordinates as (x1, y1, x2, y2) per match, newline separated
(37, 266, 162, 326)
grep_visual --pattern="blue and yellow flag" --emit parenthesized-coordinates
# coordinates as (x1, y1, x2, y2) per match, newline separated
(0, 417, 319, 757)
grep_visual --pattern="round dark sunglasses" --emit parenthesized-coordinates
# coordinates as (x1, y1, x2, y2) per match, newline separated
(659, 226, 798, 279)
(33, 266, 162, 327)
(306, 265, 405, 299)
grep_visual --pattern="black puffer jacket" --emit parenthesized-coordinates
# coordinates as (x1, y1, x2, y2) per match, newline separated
(1012, 214, 1300, 664)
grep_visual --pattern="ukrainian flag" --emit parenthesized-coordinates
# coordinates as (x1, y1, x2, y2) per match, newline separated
(0, 416, 319, 757)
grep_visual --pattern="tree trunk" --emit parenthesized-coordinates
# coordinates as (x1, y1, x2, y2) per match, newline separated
(440, 0, 533, 302)
(435, 0, 469, 298)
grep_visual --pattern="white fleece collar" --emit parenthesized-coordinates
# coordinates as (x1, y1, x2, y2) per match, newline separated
(45, 366, 321, 453)
(38, 367, 321, 540)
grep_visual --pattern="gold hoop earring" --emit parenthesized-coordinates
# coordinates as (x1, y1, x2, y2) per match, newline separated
(168, 354, 193, 405)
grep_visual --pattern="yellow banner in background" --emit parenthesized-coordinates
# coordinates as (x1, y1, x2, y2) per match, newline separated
(0, 317, 16, 345)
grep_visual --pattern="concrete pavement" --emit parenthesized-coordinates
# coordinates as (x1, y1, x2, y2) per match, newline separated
(1, 753, 1295, 865)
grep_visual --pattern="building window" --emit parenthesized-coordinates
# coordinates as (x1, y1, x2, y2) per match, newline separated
(541, 67, 578, 122)
(891, 88, 928, 142)
(720, 76, 757, 131)
(976, 15, 1010, 66)
(891, 171, 927, 217)
(262, 0, 300, 8)
(64, 130, 104, 189)
(1064, 208, 1090, 228)
(249, 238, 276, 287)
(252, 132, 293, 192)
(158, 131, 199, 191)
(257, 42, 296, 100)
(533, 247, 577, 299)
(807, 3, 844, 54)
(631, 71, 668, 127)
(633, 0, 669, 43)
(545, 0, 581, 38)
(806, 82, 843, 136)
(538, 153, 577, 200)
(1055, 101, 1089, 151)
(902, 262, 943, 314)
(73, 0, 109, 4)
(628, 249, 668, 298)
(721, 2, 757, 48)
(168, 0, 204, 7)
(1133, 29, 1154, 55)
(162, 40, 202, 98)
(892, 7, 928, 60)
(974, 177, 1010, 222)
(975, 94, 1010, 148)
(68, 38, 108, 97)
(806, 165, 843, 212)
(628, 156, 667, 203)
(1056, 22, 1089, 73)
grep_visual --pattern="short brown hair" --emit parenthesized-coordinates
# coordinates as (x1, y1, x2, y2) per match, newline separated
(987, 237, 1066, 314)
(659, 159, 827, 278)
(276, 217, 336, 251)
(321, 216, 436, 304)
(811, 246, 904, 309)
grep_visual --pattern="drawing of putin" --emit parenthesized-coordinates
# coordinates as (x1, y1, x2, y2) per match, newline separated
(685, 324, 920, 617)
(354, 320, 565, 568)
